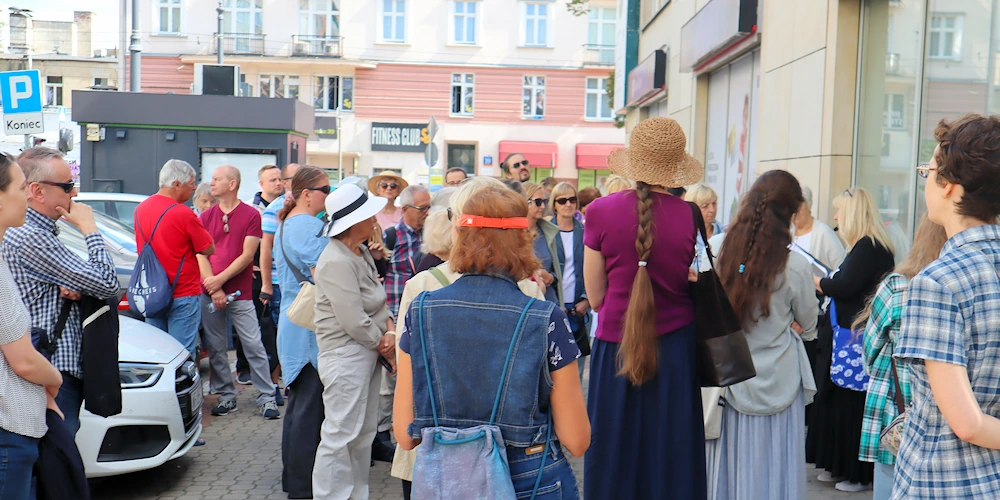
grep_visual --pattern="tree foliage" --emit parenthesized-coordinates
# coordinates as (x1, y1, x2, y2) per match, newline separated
(567, 0, 590, 16)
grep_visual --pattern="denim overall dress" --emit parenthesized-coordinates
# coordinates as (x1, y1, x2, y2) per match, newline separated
(408, 275, 579, 499)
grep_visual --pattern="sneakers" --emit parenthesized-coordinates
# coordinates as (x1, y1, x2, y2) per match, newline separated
(211, 399, 237, 416)
(261, 399, 280, 420)
(236, 372, 252, 385)
(274, 385, 285, 406)
(835, 480, 872, 492)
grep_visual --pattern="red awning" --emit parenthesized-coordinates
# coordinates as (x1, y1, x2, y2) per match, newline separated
(498, 141, 558, 169)
(576, 143, 625, 170)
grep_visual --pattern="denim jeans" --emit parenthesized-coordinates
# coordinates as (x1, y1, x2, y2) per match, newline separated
(0, 428, 39, 500)
(508, 443, 579, 499)
(54, 374, 84, 437)
(146, 295, 203, 360)
(873, 462, 894, 500)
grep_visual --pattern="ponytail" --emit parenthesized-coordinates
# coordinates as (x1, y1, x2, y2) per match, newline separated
(277, 197, 297, 221)
(278, 166, 326, 222)
(618, 181, 658, 385)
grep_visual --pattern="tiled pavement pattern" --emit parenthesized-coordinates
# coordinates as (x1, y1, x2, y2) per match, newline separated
(91, 355, 870, 499)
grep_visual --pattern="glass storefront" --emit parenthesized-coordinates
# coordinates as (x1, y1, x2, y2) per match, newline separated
(856, 0, 1000, 247)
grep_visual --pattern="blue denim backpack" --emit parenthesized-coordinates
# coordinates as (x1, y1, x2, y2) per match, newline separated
(829, 300, 870, 391)
(411, 295, 551, 500)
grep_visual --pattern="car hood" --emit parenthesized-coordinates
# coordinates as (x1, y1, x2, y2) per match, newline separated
(119, 316, 186, 364)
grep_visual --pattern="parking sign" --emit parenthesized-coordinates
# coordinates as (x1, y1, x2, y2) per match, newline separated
(0, 70, 45, 135)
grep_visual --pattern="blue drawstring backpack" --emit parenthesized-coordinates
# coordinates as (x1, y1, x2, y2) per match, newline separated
(128, 204, 184, 318)
(411, 295, 552, 500)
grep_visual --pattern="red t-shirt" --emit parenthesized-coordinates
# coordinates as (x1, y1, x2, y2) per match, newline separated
(200, 202, 262, 299)
(134, 194, 214, 298)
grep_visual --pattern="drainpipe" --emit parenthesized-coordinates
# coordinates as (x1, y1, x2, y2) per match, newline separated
(129, 0, 141, 91)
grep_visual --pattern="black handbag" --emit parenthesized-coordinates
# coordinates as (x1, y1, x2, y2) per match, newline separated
(689, 203, 757, 387)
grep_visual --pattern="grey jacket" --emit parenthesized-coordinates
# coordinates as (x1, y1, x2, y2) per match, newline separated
(536, 218, 565, 305)
(314, 238, 391, 353)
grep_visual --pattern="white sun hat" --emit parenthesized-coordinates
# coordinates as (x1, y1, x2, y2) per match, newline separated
(323, 183, 388, 237)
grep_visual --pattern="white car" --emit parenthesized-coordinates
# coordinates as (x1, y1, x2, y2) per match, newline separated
(73, 192, 149, 230)
(77, 316, 203, 478)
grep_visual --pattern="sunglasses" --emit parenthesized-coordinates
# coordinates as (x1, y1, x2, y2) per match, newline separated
(447, 207, 453, 221)
(405, 205, 431, 213)
(41, 180, 75, 194)
(305, 185, 332, 194)
(916, 164, 937, 179)
(222, 213, 229, 234)
(380, 182, 400, 190)
(843, 189, 853, 198)
(529, 198, 548, 207)
(509, 160, 529, 169)
(555, 196, 578, 206)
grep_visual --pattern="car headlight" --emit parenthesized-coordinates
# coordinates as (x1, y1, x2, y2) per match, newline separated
(119, 363, 164, 389)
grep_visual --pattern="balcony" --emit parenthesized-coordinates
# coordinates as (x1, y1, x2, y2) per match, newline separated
(886, 53, 902, 76)
(291, 35, 344, 58)
(584, 44, 615, 66)
(215, 33, 266, 56)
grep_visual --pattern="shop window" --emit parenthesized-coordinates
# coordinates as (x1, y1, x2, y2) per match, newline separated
(447, 144, 477, 174)
(523, 76, 545, 119)
(380, 0, 406, 43)
(928, 14, 962, 60)
(451, 73, 475, 116)
(883, 94, 905, 129)
(577, 169, 612, 192)
(314, 76, 353, 111)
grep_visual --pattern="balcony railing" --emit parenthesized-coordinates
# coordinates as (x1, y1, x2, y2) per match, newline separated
(291, 35, 344, 58)
(886, 52, 902, 76)
(215, 33, 266, 56)
(584, 44, 615, 66)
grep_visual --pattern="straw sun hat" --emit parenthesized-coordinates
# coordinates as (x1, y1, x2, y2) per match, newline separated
(367, 171, 409, 195)
(607, 117, 703, 188)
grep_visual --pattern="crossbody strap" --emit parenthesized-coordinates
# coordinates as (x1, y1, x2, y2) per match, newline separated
(488, 298, 536, 425)
(890, 357, 906, 414)
(688, 202, 717, 269)
(138, 204, 185, 287)
(279, 220, 312, 285)
(428, 267, 451, 287)
(46, 299, 75, 355)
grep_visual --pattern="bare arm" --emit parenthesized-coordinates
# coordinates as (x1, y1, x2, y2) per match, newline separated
(199, 242, 216, 256)
(394, 349, 417, 450)
(926, 360, 1000, 449)
(2, 334, 63, 388)
(550, 363, 590, 457)
(583, 247, 607, 312)
(260, 233, 275, 288)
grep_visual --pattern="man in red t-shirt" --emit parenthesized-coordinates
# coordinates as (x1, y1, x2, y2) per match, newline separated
(134, 159, 215, 359)
(198, 166, 280, 420)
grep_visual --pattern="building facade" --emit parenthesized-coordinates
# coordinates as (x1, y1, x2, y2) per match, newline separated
(137, 0, 625, 186)
(618, 0, 995, 247)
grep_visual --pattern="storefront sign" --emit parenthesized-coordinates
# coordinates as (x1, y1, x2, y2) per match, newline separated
(626, 50, 667, 108)
(370, 122, 429, 152)
(680, 0, 758, 71)
(314, 116, 338, 139)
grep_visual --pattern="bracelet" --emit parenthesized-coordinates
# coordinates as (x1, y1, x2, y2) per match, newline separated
(385, 331, 396, 336)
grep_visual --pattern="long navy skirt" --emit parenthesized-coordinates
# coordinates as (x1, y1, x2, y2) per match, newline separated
(584, 323, 707, 500)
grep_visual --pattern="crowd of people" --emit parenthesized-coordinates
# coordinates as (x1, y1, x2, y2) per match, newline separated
(2, 113, 1000, 500)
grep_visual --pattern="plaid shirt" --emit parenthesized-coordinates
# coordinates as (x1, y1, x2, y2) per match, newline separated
(892, 225, 1000, 499)
(1, 209, 119, 379)
(859, 273, 911, 465)
(385, 221, 421, 319)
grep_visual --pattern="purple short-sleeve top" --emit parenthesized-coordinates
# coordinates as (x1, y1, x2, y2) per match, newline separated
(584, 190, 696, 343)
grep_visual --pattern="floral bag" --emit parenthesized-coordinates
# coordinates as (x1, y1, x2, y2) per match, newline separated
(879, 358, 908, 455)
(829, 300, 870, 391)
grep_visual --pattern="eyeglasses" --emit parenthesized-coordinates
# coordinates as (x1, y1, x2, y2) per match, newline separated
(843, 189, 853, 198)
(555, 196, 578, 206)
(447, 207, 453, 221)
(380, 182, 400, 190)
(529, 198, 548, 207)
(916, 164, 937, 179)
(305, 186, 332, 195)
(446, 180, 465, 187)
(40, 180, 75, 194)
(405, 205, 431, 213)
(222, 213, 229, 234)
(510, 160, 529, 169)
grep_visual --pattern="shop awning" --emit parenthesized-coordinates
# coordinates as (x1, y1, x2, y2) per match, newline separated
(498, 141, 558, 168)
(576, 143, 625, 169)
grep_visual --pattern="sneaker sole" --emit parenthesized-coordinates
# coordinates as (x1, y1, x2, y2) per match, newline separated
(211, 406, 238, 416)
(263, 413, 281, 420)
(236, 379, 252, 385)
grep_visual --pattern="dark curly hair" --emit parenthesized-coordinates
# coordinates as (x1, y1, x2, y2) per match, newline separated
(932, 114, 1000, 223)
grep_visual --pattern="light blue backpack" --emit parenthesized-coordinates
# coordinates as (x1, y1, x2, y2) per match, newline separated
(411, 295, 551, 500)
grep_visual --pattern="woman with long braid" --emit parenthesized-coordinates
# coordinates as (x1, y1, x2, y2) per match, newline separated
(582, 118, 706, 499)
(705, 171, 818, 499)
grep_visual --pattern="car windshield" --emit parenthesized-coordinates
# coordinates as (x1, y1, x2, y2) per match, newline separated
(57, 211, 138, 255)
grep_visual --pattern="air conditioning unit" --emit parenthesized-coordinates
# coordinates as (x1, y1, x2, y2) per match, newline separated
(324, 41, 340, 56)
(193, 63, 241, 96)
(294, 41, 309, 55)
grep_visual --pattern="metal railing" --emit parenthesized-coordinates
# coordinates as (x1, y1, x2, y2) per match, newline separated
(216, 33, 266, 55)
(291, 35, 344, 58)
(583, 44, 615, 66)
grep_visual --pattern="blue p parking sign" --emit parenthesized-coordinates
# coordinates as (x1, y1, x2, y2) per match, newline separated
(0, 69, 45, 135)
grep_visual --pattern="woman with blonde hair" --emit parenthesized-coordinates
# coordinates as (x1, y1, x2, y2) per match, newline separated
(605, 175, 632, 195)
(685, 183, 722, 271)
(368, 171, 408, 231)
(854, 215, 947, 500)
(806, 187, 895, 493)
(550, 182, 591, 373)
(524, 181, 562, 304)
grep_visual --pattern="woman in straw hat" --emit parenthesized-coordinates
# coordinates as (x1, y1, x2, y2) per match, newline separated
(582, 117, 706, 499)
(368, 171, 409, 231)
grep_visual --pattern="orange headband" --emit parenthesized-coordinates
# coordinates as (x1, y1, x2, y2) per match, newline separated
(458, 215, 530, 230)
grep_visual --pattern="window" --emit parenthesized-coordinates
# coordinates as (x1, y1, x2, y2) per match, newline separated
(522, 76, 545, 119)
(157, 0, 182, 34)
(522, 2, 550, 47)
(259, 75, 300, 100)
(45, 76, 63, 107)
(381, 0, 406, 43)
(222, 0, 263, 34)
(587, 7, 615, 64)
(452, 1, 478, 45)
(299, 0, 339, 37)
(447, 144, 477, 173)
(451, 73, 475, 116)
(314, 76, 354, 111)
(94, 77, 110, 87)
(929, 14, 962, 60)
(883, 93, 905, 129)
(585, 77, 612, 120)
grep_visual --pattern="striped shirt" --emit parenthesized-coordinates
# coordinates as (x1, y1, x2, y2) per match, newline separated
(1, 209, 119, 379)
(385, 221, 421, 319)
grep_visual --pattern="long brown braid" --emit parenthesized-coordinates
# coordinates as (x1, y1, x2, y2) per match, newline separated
(618, 181, 659, 385)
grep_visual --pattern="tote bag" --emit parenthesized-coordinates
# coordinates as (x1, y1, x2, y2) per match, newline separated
(279, 221, 317, 331)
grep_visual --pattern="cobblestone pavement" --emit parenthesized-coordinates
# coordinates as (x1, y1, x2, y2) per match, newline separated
(90, 356, 870, 499)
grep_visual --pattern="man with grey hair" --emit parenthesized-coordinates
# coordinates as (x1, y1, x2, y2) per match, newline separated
(199, 166, 280, 420)
(132, 159, 216, 363)
(2, 147, 120, 436)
